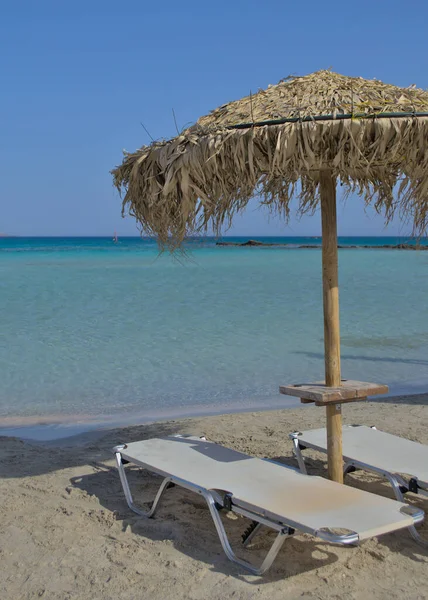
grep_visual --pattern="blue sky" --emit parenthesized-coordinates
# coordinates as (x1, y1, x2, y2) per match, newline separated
(1, 1, 426, 237)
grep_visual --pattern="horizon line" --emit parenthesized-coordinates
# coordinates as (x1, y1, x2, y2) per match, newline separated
(0, 234, 423, 239)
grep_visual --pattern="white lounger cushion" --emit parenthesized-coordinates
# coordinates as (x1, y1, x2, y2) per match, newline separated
(296, 425, 428, 486)
(121, 436, 417, 541)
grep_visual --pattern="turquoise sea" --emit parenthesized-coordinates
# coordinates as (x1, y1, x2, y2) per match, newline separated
(1, 236, 428, 438)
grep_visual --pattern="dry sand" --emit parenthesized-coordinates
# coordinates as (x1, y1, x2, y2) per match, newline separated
(1, 395, 427, 600)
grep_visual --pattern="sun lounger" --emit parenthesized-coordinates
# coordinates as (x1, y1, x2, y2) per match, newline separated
(113, 435, 423, 574)
(290, 425, 428, 545)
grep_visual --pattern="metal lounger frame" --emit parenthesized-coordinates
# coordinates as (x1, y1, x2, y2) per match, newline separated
(289, 428, 428, 547)
(113, 437, 360, 575)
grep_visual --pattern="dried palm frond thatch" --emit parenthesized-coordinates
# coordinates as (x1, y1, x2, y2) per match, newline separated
(112, 70, 428, 249)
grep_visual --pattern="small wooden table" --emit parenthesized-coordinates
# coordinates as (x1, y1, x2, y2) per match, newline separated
(280, 379, 389, 484)
(279, 379, 389, 407)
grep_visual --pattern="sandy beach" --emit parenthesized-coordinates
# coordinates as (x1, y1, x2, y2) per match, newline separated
(1, 395, 427, 600)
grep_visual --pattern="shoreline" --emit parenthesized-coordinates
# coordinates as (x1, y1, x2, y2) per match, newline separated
(0, 396, 303, 442)
(1, 388, 427, 444)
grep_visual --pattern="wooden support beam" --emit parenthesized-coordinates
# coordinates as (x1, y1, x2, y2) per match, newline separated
(320, 170, 343, 483)
(326, 404, 343, 483)
(320, 170, 341, 389)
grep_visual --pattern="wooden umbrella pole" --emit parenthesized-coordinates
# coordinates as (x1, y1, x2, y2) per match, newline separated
(320, 170, 343, 483)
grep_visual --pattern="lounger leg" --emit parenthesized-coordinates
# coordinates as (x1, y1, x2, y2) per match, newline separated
(203, 491, 289, 575)
(340, 461, 427, 546)
(115, 451, 172, 518)
(406, 524, 428, 547)
(381, 472, 428, 547)
(382, 472, 405, 503)
(343, 461, 354, 476)
(290, 435, 307, 474)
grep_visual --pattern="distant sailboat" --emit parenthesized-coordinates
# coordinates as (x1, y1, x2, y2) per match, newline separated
(113, 231, 118, 243)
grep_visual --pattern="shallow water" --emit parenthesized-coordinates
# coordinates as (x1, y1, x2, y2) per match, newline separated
(1, 236, 428, 429)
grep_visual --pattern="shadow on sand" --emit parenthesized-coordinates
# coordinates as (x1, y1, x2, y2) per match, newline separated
(68, 450, 428, 581)
(69, 463, 342, 582)
(279, 453, 428, 562)
(0, 420, 183, 479)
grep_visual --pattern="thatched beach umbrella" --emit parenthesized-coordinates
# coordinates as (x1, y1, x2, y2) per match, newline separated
(112, 70, 428, 483)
